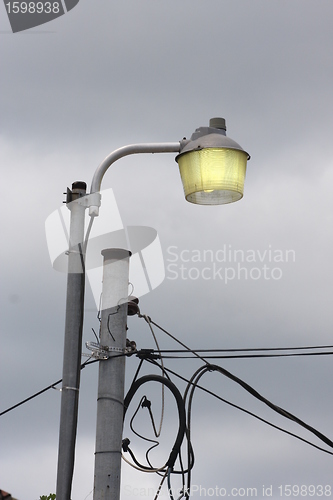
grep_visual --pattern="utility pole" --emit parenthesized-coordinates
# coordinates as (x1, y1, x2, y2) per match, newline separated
(52, 119, 248, 500)
(56, 182, 87, 500)
(93, 249, 131, 500)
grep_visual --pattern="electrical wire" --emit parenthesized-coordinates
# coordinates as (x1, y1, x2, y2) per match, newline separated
(143, 358, 333, 457)
(154, 470, 168, 500)
(138, 318, 333, 453)
(128, 396, 160, 469)
(0, 377, 63, 417)
(0, 356, 120, 418)
(167, 467, 175, 500)
(122, 316, 170, 474)
(123, 374, 186, 472)
(142, 315, 165, 437)
(187, 364, 333, 448)
(136, 320, 333, 359)
(83, 213, 95, 255)
(183, 364, 333, 498)
(153, 344, 333, 353)
(139, 316, 209, 366)
(154, 350, 333, 360)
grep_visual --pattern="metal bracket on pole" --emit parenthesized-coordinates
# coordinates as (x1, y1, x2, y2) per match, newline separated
(76, 192, 102, 210)
(85, 341, 125, 359)
(84, 339, 136, 360)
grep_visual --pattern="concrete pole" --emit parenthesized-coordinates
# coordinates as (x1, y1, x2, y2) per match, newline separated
(93, 248, 131, 500)
(56, 182, 87, 500)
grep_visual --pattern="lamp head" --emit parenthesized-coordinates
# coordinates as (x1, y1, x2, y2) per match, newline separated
(176, 118, 250, 205)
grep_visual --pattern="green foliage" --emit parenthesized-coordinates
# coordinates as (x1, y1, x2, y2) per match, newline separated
(40, 495, 56, 500)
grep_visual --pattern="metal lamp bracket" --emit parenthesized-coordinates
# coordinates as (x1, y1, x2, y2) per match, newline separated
(84, 341, 134, 360)
(76, 192, 102, 209)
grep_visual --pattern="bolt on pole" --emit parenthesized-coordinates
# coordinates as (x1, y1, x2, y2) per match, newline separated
(93, 248, 131, 500)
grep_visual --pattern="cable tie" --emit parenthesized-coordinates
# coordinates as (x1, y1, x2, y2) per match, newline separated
(65, 250, 85, 256)
(97, 396, 123, 406)
(61, 386, 79, 392)
(94, 450, 120, 455)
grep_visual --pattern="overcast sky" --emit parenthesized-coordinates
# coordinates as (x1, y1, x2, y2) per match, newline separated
(1, 1, 333, 499)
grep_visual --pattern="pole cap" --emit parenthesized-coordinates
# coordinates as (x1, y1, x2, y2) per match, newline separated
(101, 248, 132, 261)
(209, 117, 226, 130)
(72, 181, 87, 191)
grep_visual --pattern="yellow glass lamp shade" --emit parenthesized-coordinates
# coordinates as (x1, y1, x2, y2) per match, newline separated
(177, 147, 248, 205)
(176, 118, 250, 205)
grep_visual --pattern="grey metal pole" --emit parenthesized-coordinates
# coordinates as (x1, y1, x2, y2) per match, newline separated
(56, 181, 87, 500)
(93, 248, 131, 500)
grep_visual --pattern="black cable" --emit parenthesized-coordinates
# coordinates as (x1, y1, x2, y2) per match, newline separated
(142, 317, 209, 366)
(125, 354, 172, 468)
(145, 317, 333, 361)
(123, 374, 186, 470)
(183, 363, 333, 499)
(167, 467, 175, 500)
(0, 357, 104, 417)
(202, 364, 333, 448)
(154, 470, 168, 500)
(137, 334, 333, 457)
(156, 351, 333, 359)
(183, 367, 207, 498)
(128, 395, 160, 470)
(144, 359, 333, 458)
(142, 357, 195, 475)
(0, 377, 63, 417)
(154, 344, 333, 353)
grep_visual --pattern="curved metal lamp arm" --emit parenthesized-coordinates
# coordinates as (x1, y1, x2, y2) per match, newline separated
(89, 142, 182, 216)
(90, 142, 181, 193)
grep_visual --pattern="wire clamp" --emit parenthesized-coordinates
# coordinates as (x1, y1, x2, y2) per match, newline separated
(136, 348, 161, 360)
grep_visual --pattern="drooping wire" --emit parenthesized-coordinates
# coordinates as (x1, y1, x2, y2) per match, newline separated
(182, 363, 333, 498)
(0, 353, 133, 418)
(128, 396, 160, 469)
(0, 377, 63, 417)
(137, 317, 333, 455)
(141, 314, 165, 437)
(190, 364, 333, 448)
(135, 315, 194, 482)
(123, 374, 186, 472)
(139, 317, 333, 450)
(189, 364, 333, 459)
(121, 317, 169, 473)
(127, 317, 333, 499)
(140, 358, 195, 475)
(144, 317, 209, 367)
(143, 357, 333, 457)
(0, 357, 101, 417)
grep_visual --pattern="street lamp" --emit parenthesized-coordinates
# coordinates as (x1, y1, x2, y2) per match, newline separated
(176, 117, 250, 205)
(55, 118, 249, 500)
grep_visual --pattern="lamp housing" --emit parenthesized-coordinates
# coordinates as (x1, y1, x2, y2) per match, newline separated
(176, 118, 250, 205)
